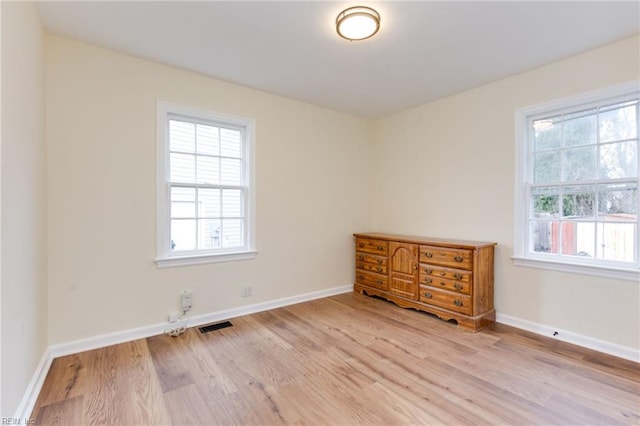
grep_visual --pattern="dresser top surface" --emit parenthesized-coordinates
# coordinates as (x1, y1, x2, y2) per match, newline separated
(354, 232, 497, 249)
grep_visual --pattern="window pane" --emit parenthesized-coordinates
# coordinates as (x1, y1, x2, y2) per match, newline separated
(199, 188, 221, 218)
(532, 187, 559, 219)
(198, 219, 221, 249)
(563, 109, 597, 147)
(598, 184, 637, 221)
(221, 158, 242, 185)
(599, 101, 638, 143)
(169, 120, 195, 153)
(562, 189, 594, 218)
(222, 189, 243, 217)
(534, 151, 561, 183)
(533, 118, 561, 151)
(599, 141, 638, 179)
(196, 124, 219, 156)
(561, 221, 594, 257)
(171, 219, 196, 251)
(171, 187, 195, 218)
(531, 220, 558, 254)
(196, 156, 219, 184)
(221, 219, 244, 248)
(170, 153, 196, 182)
(563, 146, 597, 181)
(221, 128, 242, 158)
(597, 222, 636, 262)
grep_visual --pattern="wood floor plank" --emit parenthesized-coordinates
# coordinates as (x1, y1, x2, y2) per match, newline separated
(163, 383, 220, 425)
(32, 354, 87, 409)
(146, 333, 196, 393)
(35, 395, 84, 425)
(120, 338, 172, 425)
(31, 292, 640, 425)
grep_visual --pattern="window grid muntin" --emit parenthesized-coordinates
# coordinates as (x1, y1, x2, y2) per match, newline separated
(167, 114, 248, 254)
(526, 95, 639, 266)
(528, 181, 638, 260)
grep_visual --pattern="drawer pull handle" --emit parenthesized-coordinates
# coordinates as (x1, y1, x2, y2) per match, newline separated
(377, 246, 384, 250)
(454, 272, 462, 280)
(454, 255, 464, 262)
(454, 283, 463, 291)
(358, 256, 364, 260)
(441, 252, 447, 256)
(439, 272, 446, 276)
(357, 263, 364, 268)
(358, 243, 364, 248)
(425, 252, 433, 258)
(358, 275, 364, 280)
(440, 282, 446, 286)
(425, 268, 432, 274)
(454, 299, 463, 307)
(424, 278, 432, 284)
(377, 260, 383, 264)
(376, 267, 383, 273)
(424, 292, 432, 299)
(376, 280, 383, 285)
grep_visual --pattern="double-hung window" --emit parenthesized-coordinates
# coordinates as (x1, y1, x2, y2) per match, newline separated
(514, 82, 639, 280)
(156, 102, 256, 267)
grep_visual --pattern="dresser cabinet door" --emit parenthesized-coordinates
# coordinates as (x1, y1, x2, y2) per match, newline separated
(389, 242, 418, 300)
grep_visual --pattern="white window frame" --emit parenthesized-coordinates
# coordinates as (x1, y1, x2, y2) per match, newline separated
(155, 101, 256, 268)
(513, 81, 640, 281)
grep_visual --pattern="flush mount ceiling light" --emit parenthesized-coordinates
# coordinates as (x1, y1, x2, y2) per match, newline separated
(336, 6, 381, 41)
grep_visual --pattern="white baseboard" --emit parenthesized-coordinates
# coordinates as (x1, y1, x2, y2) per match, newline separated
(49, 284, 352, 358)
(18, 284, 352, 419)
(14, 347, 53, 422)
(184, 284, 352, 333)
(496, 313, 639, 363)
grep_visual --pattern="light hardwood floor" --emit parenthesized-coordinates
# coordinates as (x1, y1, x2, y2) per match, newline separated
(33, 292, 640, 425)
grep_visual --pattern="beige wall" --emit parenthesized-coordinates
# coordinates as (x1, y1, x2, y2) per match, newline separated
(46, 35, 373, 344)
(372, 35, 640, 350)
(1, 1, 47, 416)
(41, 27, 640, 354)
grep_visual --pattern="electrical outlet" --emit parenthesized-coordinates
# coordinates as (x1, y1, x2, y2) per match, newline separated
(168, 313, 179, 323)
(241, 285, 253, 297)
(181, 290, 193, 311)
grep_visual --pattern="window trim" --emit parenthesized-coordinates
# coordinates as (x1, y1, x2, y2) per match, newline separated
(513, 81, 640, 282)
(155, 101, 256, 268)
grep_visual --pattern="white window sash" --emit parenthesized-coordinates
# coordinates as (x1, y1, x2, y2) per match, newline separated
(513, 81, 640, 281)
(155, 101, 256, 267)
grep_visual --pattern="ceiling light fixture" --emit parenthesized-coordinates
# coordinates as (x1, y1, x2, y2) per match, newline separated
(336, 6, 381, 41)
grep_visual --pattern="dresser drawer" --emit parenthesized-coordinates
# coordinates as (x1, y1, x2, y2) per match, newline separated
(420, 275, 471, 295)
(420, 245, 472, 270)
(419, 286, 472, 315)
(355, 252, 388, 267)
(356, 261, 387, 274)
(356, 238, 389, 255)
(356, 270, 387, 290)
(420, 265, 471, 283)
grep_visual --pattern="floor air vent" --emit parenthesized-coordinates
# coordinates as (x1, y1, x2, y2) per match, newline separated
(199, 321, 233, 334)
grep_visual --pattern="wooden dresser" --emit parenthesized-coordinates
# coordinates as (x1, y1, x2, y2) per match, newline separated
(354, 232, 496, 332)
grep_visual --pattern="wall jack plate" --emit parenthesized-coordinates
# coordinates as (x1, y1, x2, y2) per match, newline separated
(181, 290, 193, 311)
(241, 285, 253, 297)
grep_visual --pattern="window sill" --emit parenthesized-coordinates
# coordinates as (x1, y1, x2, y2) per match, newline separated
(155, 250, 257, 268)
(511, 256, 639, 282)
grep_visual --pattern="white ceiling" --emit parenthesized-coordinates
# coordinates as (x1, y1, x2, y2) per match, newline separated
(36, 1, 640, 119)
